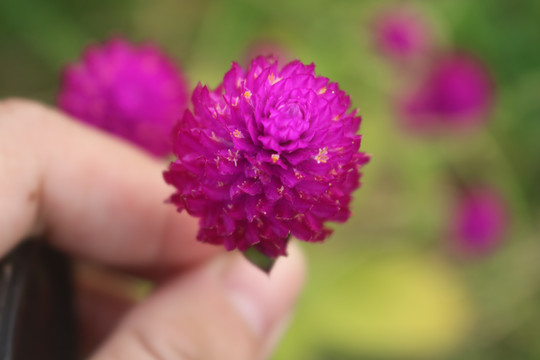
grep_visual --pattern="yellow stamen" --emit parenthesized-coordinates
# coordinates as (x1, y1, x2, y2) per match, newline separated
(232, 129, 243, 138)
(268, 73, 282, 85)
(315, 147, 329, 164)
(227, 149, 239, 166)
(216, 104, 227, 115)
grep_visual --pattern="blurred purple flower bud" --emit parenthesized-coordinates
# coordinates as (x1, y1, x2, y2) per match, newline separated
(242, 39, 292, 68)
(58, 37, 189, 157)
(398, 54, 494, 133)
(452, 187, 508, 255)
(373, 7, 431, 60)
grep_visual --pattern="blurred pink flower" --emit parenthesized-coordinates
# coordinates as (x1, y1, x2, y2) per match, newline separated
(452, 187, 508, 255)
(373, 7, 431, 60)
(58, 37, 189, 157)
(398, 54, 494, 133)
(242, 39, 292, 68)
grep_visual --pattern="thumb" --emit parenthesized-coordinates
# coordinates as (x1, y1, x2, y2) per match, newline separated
(89, 244, 306, 360)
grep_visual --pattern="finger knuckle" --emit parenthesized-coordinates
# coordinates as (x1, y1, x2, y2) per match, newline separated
(125, 326, 201, 360)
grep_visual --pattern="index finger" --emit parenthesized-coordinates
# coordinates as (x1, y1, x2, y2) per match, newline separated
(0, 99, 219, 272)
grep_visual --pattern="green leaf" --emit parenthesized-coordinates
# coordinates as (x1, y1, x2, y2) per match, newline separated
(243, 247, 276, 273)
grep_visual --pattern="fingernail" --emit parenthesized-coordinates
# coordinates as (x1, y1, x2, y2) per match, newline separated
(261, 311, 293, 360)
(222, 243, 306, 340)
(223, 255, 269, 337)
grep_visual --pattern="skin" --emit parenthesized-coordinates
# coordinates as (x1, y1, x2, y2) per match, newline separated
(0, 99, 305, 360)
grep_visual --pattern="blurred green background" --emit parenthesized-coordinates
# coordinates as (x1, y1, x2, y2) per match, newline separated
(2, 0, 540, 359)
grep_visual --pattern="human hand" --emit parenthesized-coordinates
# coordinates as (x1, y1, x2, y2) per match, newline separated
(0, 99, 305, 359)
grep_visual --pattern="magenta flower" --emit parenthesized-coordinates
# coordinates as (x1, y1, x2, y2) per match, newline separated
(58, 38, 189, 157)
(452, 187, 508, 255)
(242, 40, 292, 68)
(398, 54, 494, 133)
(373, 7, 431, 60)
(164, 56, 369, 259)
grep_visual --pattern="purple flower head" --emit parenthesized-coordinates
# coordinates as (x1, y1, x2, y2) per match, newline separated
(58, 37, 189, 157)
(398, 54, 494, 133)
(242, 39, 292, 68)
(451, 187, 508, 255)
(373, 7, 431, 60)
(164, 56, 369, 258)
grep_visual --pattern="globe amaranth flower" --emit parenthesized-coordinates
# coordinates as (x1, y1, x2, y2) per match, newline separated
(451, 186, 508, 256)
(164, 56, 369, 258)
(373, 7, 431, 60)
(398, 53, 494, 133)
(242, 39, 292, 68)
(58, 37, 189, 157)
